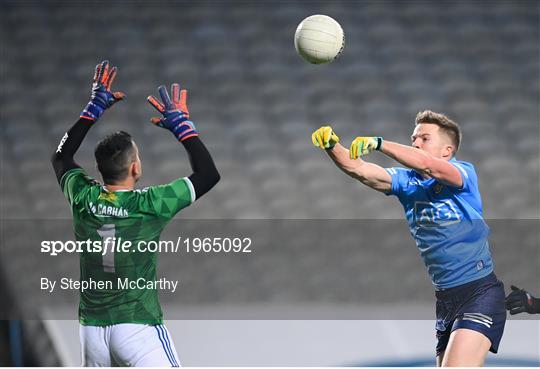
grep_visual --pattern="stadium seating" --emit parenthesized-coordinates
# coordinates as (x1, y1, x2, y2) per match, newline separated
(0, 0, 538, 307)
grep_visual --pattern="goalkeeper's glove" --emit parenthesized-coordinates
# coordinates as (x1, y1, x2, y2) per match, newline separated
(147, 84, 198, 142)
(505, 285, 540, 315)
(349, 136, 383, 159)
(312, 126, 340, 149)
(80, 60, 125, 122)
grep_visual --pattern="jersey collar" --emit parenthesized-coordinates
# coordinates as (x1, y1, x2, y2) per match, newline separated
(102, 186, 131, 193)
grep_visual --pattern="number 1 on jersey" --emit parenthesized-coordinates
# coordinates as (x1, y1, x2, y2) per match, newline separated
(97, 224, 116, 273)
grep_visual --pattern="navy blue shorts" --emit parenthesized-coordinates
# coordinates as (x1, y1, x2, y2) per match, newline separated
(435, 272, 506, 356)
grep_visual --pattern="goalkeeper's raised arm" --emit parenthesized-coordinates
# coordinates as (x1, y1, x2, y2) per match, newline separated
(51, 60, 219, 202)
(51, 60, 125, 182)
(147, 84, 220, 199)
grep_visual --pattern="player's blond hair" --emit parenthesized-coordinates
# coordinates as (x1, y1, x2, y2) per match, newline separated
(415, 110, 461, 154)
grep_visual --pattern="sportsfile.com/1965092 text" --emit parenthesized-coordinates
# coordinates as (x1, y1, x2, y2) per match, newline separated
(40, 237, 252, 256)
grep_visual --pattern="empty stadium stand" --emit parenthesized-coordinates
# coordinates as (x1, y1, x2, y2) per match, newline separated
(0, 0, 538, 317)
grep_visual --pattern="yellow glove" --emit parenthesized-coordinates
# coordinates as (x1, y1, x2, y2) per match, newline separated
(349, 136, 383, 159)
(312, 126, 340, 149)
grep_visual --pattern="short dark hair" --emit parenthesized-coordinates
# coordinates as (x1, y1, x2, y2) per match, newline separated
(415, 110, 462, 154)
(94, 131, 136, 184)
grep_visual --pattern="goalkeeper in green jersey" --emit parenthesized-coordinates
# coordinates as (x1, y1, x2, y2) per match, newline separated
(51, 61, 220, 367)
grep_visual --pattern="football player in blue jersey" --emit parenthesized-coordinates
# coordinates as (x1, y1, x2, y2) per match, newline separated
(312, 110, 506, 366)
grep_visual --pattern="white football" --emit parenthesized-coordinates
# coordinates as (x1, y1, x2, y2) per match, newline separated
(294, 15, 345, 64)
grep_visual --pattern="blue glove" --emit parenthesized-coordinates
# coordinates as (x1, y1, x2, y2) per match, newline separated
(147, 84, 198, 142)
(80, 60, 125, 122)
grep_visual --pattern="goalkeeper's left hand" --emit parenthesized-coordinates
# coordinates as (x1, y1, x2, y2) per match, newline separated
(505, 285, 540, 315)
(349, 136, 383, 159)
(80, 60, 125, 122)
(147, 84, 198, 142)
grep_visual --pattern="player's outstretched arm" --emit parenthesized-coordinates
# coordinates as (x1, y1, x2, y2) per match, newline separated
(345, 133, 462, 188)
(505, 285, 540, 315)
(51, 60, 125, 183)
(379, 140, 462, 187)
(147, 84, 220, 200)
(312, 126, 391, 193)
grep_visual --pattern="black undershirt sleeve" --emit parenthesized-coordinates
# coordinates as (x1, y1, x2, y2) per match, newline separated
(183, 136, 220, 200)
(51, 118, 219, 199)
(51, 118, 93, 183)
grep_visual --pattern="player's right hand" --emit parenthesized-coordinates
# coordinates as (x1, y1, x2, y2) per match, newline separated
(80, 60, 125, 122)
(312, 126, 340, 150)
(147, 84, 199, 142)
(505, 285, 540, 315)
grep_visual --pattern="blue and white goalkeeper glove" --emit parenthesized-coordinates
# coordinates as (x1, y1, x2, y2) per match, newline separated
(80, 60, 125, 122)
(147, 84, 198, 142)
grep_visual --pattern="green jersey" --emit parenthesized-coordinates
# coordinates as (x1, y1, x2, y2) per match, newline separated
(60, 168, 194, 326)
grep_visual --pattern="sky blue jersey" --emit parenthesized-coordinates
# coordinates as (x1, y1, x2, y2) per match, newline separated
(385, 159, 493, 289)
